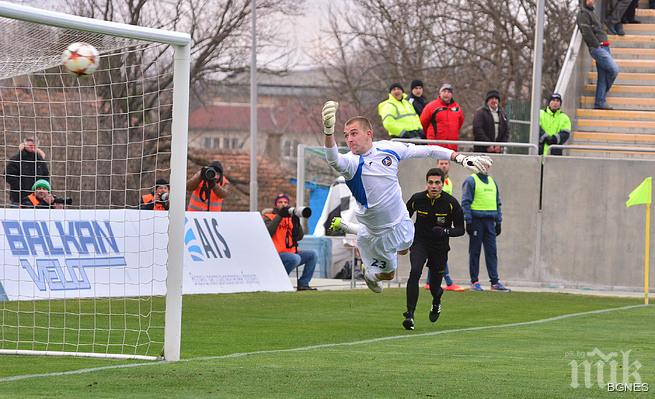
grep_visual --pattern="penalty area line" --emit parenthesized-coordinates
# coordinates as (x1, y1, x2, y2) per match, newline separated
(0, 303, 648, 383)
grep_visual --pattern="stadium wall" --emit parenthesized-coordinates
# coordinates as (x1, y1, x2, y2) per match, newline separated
(398, 155, 655, 291)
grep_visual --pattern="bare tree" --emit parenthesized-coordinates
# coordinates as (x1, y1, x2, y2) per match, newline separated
(46, 0, 305, 206)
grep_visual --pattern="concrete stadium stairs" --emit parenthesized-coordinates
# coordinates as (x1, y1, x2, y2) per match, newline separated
(573, 2, 655, 157)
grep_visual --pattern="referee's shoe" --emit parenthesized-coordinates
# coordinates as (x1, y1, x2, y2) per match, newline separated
(402, 312, 415, 330)
(429, 303, 441, 323)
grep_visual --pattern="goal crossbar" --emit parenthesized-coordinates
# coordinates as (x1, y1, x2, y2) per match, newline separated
(0, 1, 191, 46)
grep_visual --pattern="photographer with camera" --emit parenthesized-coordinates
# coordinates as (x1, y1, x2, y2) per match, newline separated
(186, 160, 230, 212)
(141, 178, 170, 211)
(262, 193, 317, 291)
(20, 179, 70, 209)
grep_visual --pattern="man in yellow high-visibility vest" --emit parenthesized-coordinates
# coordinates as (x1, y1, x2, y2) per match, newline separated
(461, 165, 510, 292)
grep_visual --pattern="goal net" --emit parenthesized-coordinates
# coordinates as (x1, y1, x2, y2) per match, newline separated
(0, 3, 189, 361)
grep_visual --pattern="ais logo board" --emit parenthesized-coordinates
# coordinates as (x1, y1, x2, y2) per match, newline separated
(184, 217, 231, 262)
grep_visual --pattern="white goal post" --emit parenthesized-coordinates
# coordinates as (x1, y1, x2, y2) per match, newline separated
(0, 2, 190, 361)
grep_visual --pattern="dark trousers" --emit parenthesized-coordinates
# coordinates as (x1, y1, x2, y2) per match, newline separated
(468, 218, 499, 285)
(607, 0, 632, 24)
(622, 0, 639, 22)
(407, 243, 447, 314)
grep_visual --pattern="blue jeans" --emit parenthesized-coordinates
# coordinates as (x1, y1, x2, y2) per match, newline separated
(279, 250, 317, 287)
(468, 218, 499, 285)
(590, 46, 619, 107)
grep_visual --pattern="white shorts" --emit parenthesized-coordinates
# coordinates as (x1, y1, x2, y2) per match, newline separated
(356, 217, 414, 278)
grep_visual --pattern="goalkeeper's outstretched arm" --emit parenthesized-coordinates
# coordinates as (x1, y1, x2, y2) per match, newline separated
(322, 101, 352, 176)
(399, 141, 493, 175)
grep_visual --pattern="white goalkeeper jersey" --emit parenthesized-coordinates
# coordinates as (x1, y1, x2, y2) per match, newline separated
(326, 140, 453, 232)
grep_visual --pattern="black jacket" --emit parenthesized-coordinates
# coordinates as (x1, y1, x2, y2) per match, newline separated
(472, 105, 510, 153)
(576, 0, 607, 50)
(408, 94, 427, 117)
(4, 150, 50, 204)
(406, 190, 464, 251)
(20, 193, 54, 209)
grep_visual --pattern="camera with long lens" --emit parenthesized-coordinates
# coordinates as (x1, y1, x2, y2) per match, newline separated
(201, 165, 223, 184)
(53, 196, 73, 205)
(288, 206, 312, 218)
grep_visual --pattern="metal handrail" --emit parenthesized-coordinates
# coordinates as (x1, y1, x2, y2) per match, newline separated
(554, 28, 582, 96)
(546, 144, 655, 155)
(392, 138, 538, 151)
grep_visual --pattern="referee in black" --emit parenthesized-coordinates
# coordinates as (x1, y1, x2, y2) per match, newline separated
(403, 168, 464, 330)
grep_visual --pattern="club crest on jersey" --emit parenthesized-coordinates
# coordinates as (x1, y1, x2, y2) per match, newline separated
(381, 156, 392, 166)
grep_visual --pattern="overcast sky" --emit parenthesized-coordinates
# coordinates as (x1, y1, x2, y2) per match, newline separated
(15, 0, 346, 69)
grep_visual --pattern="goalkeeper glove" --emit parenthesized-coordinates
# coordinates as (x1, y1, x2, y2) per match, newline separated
(454, 154, 493, 175)
(322, 101, 338, 136)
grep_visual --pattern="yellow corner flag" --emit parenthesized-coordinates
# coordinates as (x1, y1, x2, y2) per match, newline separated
(626, 177, 652, 208)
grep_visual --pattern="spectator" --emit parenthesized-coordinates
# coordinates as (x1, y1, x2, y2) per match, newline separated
(461, 165, 510, 292)
(262, 193, 318, 291)
(621, 0, 640, 24)
(186, 160, 229, 211)
(407, 79, 428, 117)
(5, 137, 49, 206)
(472, 90, 510, 153)
(539, 93, 572, 156)
(577, 0, 620, 110)
(420, 83, 464, 151)
(141, 178, 170, 210)
(377, 83, 424, 139)
(605, 0, 632, 35)
(403, 168, 465, 330)
(20, 179, 62, 209)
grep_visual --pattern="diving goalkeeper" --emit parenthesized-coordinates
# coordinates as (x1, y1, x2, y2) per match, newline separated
(322, 101, 491, 293)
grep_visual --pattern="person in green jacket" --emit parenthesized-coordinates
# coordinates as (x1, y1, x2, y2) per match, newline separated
(539, 93, 571, 156)
(378, 83, 424, 139)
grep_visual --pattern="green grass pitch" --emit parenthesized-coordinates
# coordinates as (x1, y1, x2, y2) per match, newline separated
(0, 289, 652, 398)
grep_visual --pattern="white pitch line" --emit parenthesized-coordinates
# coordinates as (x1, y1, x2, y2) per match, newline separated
(0, 303, 649, 383)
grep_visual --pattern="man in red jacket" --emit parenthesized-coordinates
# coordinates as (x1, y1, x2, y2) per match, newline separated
(420, 83, 464, 151)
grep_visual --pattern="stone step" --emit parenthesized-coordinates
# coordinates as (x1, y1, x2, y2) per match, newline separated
(573, 131, 655, 145)
(639, 0, 648, 7)
(580, 96, 655, 110)
(611, 47, 655, 59)
(588, 71, 655, 85)
(577, 108, 655, 120)
(609, 35, 655, 48)
(566, 148, 655, 159)
(583, 84, 655, 98)
(576, 118, 655, 133)
(635, 9, 655, 22)
(622, 23, 655, 35)
(593, 59, 655, 72)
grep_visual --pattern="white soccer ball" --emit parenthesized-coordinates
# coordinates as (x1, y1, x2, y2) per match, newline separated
(61, 42, 100, 76)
